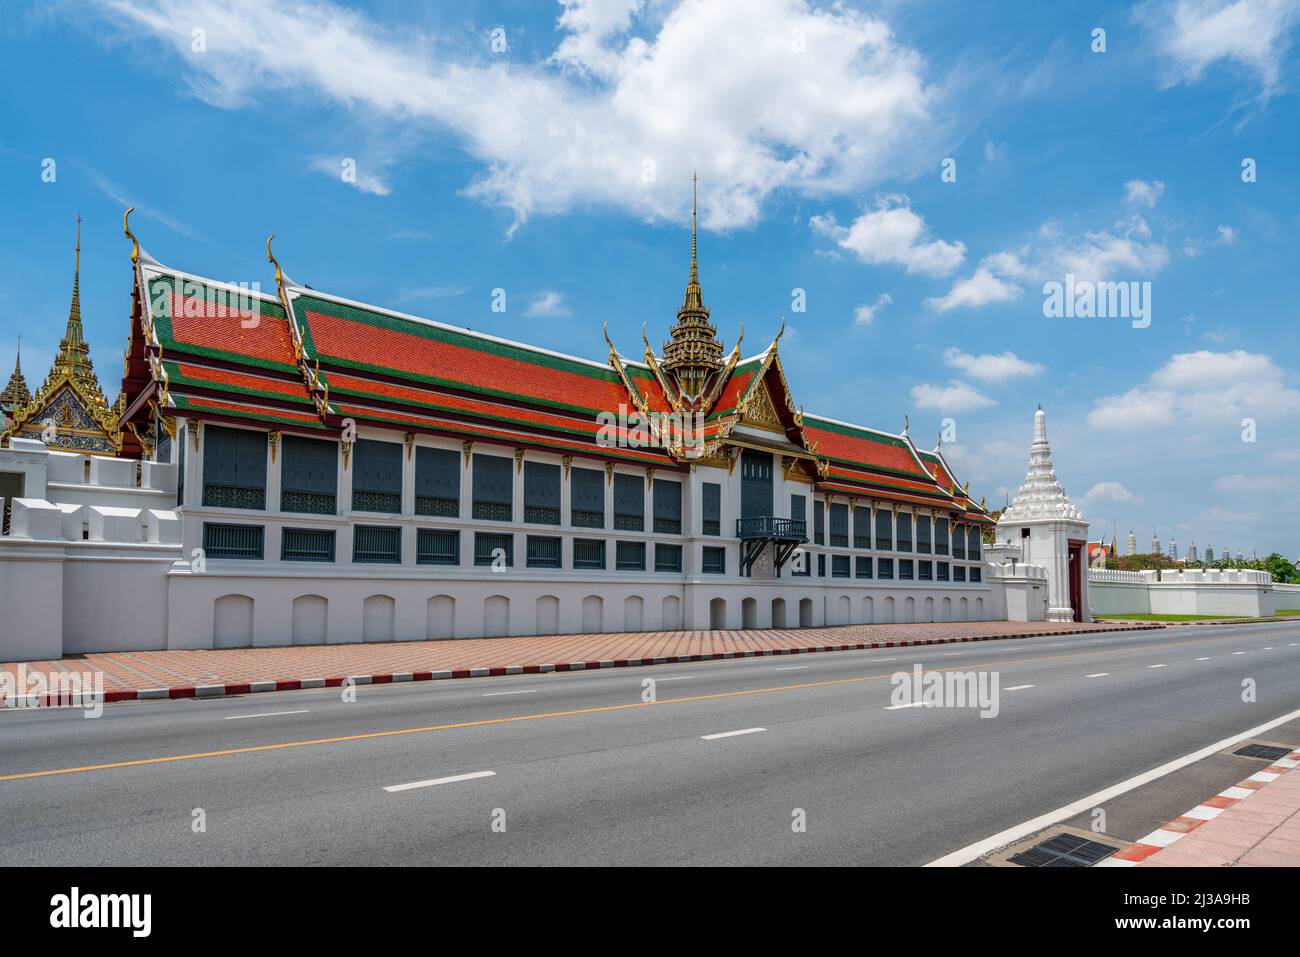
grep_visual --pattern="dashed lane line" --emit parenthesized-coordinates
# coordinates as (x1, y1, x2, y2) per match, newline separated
(0, 631, 1285, 783)
(701, 727, 766, 741)
(383, 770, 495, 793)
(223, 710, 309, 721)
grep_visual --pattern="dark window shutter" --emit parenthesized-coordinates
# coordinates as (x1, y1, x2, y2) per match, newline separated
(355, 439, 402, 494)
(613, 473, 643, 517)
(653, 479, 681, 523)
(204, 426, 266, 489)
(703, 483, 721, 523)
(472, 454, 513, 504)
(571, 468, 603, 512)
(283, 435, 337, 495)
(415, 447, 459, 499)
(524, 461, 561, 509)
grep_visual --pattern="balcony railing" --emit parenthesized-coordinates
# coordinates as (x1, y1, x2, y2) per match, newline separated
(736, 516, 808, 542)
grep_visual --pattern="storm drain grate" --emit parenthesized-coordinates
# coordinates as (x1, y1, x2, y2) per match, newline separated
(1234, 744, 1291, 761)
(1009, 833, 1118, 868)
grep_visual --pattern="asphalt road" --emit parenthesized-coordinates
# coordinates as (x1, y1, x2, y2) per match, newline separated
(1, 621, 1298, 865)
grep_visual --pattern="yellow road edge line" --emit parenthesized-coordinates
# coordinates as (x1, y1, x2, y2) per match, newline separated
(0, 632, 1267, 783)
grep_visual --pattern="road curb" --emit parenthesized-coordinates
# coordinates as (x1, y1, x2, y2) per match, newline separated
(64, 622, 1163, 707)
(1097, 748, 1300, 866)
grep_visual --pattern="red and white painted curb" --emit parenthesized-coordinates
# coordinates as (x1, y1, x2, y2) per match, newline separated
(1, 623, 1162, 708)
(1097, 748, 1300, 866)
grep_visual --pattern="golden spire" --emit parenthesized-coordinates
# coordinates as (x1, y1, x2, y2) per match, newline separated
(662, 172, 724, 401)
(53, 213, 97, 387)
(0, 338, 30, 409)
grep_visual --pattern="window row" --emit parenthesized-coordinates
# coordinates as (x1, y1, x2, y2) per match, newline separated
(203, 522, 730, 574)
(799, 496, 981, 558)
(201, 426, 685, 531)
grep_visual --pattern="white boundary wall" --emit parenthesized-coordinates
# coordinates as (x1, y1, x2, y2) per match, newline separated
(1, 438, 1051, 661)
(1088, 567, 1279, 618)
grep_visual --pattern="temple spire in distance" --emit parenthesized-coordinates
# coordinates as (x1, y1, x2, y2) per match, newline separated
(0, 337, 30, 411)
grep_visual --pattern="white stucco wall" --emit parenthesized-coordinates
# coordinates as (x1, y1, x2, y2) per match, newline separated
(1088, 568, 1277, 617)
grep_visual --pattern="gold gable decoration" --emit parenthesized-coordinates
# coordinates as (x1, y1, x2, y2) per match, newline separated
(741, 379, 782, 432)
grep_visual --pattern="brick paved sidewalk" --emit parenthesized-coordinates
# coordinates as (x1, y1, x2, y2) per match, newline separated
(0, 619, 1158, 704)
(1103, 751, 1300, 867)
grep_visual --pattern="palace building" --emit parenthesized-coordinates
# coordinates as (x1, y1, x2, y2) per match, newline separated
(0, 195, 1072, 661)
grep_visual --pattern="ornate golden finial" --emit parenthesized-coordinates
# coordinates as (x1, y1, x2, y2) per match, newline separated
(735, 319, 744, 353)
(690, 169, 699, 284)
(603, 321, 616, 357)
(773, 315, 786, 348)
(902, 414, 910, 435)
(123, 207, 139, 264)
(267, 233, 283, 290)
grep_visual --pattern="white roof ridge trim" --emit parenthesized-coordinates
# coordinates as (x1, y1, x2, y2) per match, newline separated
(140, 263, 284, 307)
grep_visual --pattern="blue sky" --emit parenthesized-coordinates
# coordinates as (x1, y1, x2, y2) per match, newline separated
(1, 0, 1298, 556)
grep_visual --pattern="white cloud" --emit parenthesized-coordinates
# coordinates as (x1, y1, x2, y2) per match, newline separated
(909, 381, 996, 413)
(942, 347, 1044, 381)
(1271, 449, 1300, 462)
(525, 290, 571, 317)
(1049, 213, 1169, 283)
(925, 258, 1022, 312)
(1213, 473, 1292, 491)
(1183, 223, 1237, 257)
(1084, 481, 1142, 503)
(308, 156, 391, 196)
(928, 184, 1169, 313)
(393, 285, 468, 304)
(1087, 349, 1300, 430)
(811, 196, 966, 277)
(88, 0, 945, 233)
(1123, 179, 1166, 208)
(1134, 0, 1300, 93)
(853, 293, 892, 326)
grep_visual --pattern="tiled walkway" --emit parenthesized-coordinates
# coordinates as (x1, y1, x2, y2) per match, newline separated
(1136, 758, 1300, 867)
(1, 620, 1147, 695)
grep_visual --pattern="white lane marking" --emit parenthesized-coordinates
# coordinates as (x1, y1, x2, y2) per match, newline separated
(481, 689, 538, 697)
(772, 665, 809, 671)
(655, 676, 693, 682)
(885, 702, 929, 710)
(701, 727, 766, 740)
(1195, 657, 1211, 661)
(1290, 643, 1298, 647)
(1232, 651, 1245, 656)
(1263, 647, 1275, 650)
(1085, 673, 1109, 678)
(1004, 684, 1034, 691)
(383, 770, 496, 793)
(223, 710, 309, 721)
(925, 706, 1300, 867)
(1148, 664, 1167, 669)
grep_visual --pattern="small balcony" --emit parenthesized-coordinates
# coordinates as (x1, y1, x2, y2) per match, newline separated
(736, 516, 807, 542)
(735, 516, 808, 576)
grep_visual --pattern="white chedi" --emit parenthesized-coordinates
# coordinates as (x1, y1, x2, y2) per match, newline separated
(1000, 407, 1085, 523)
